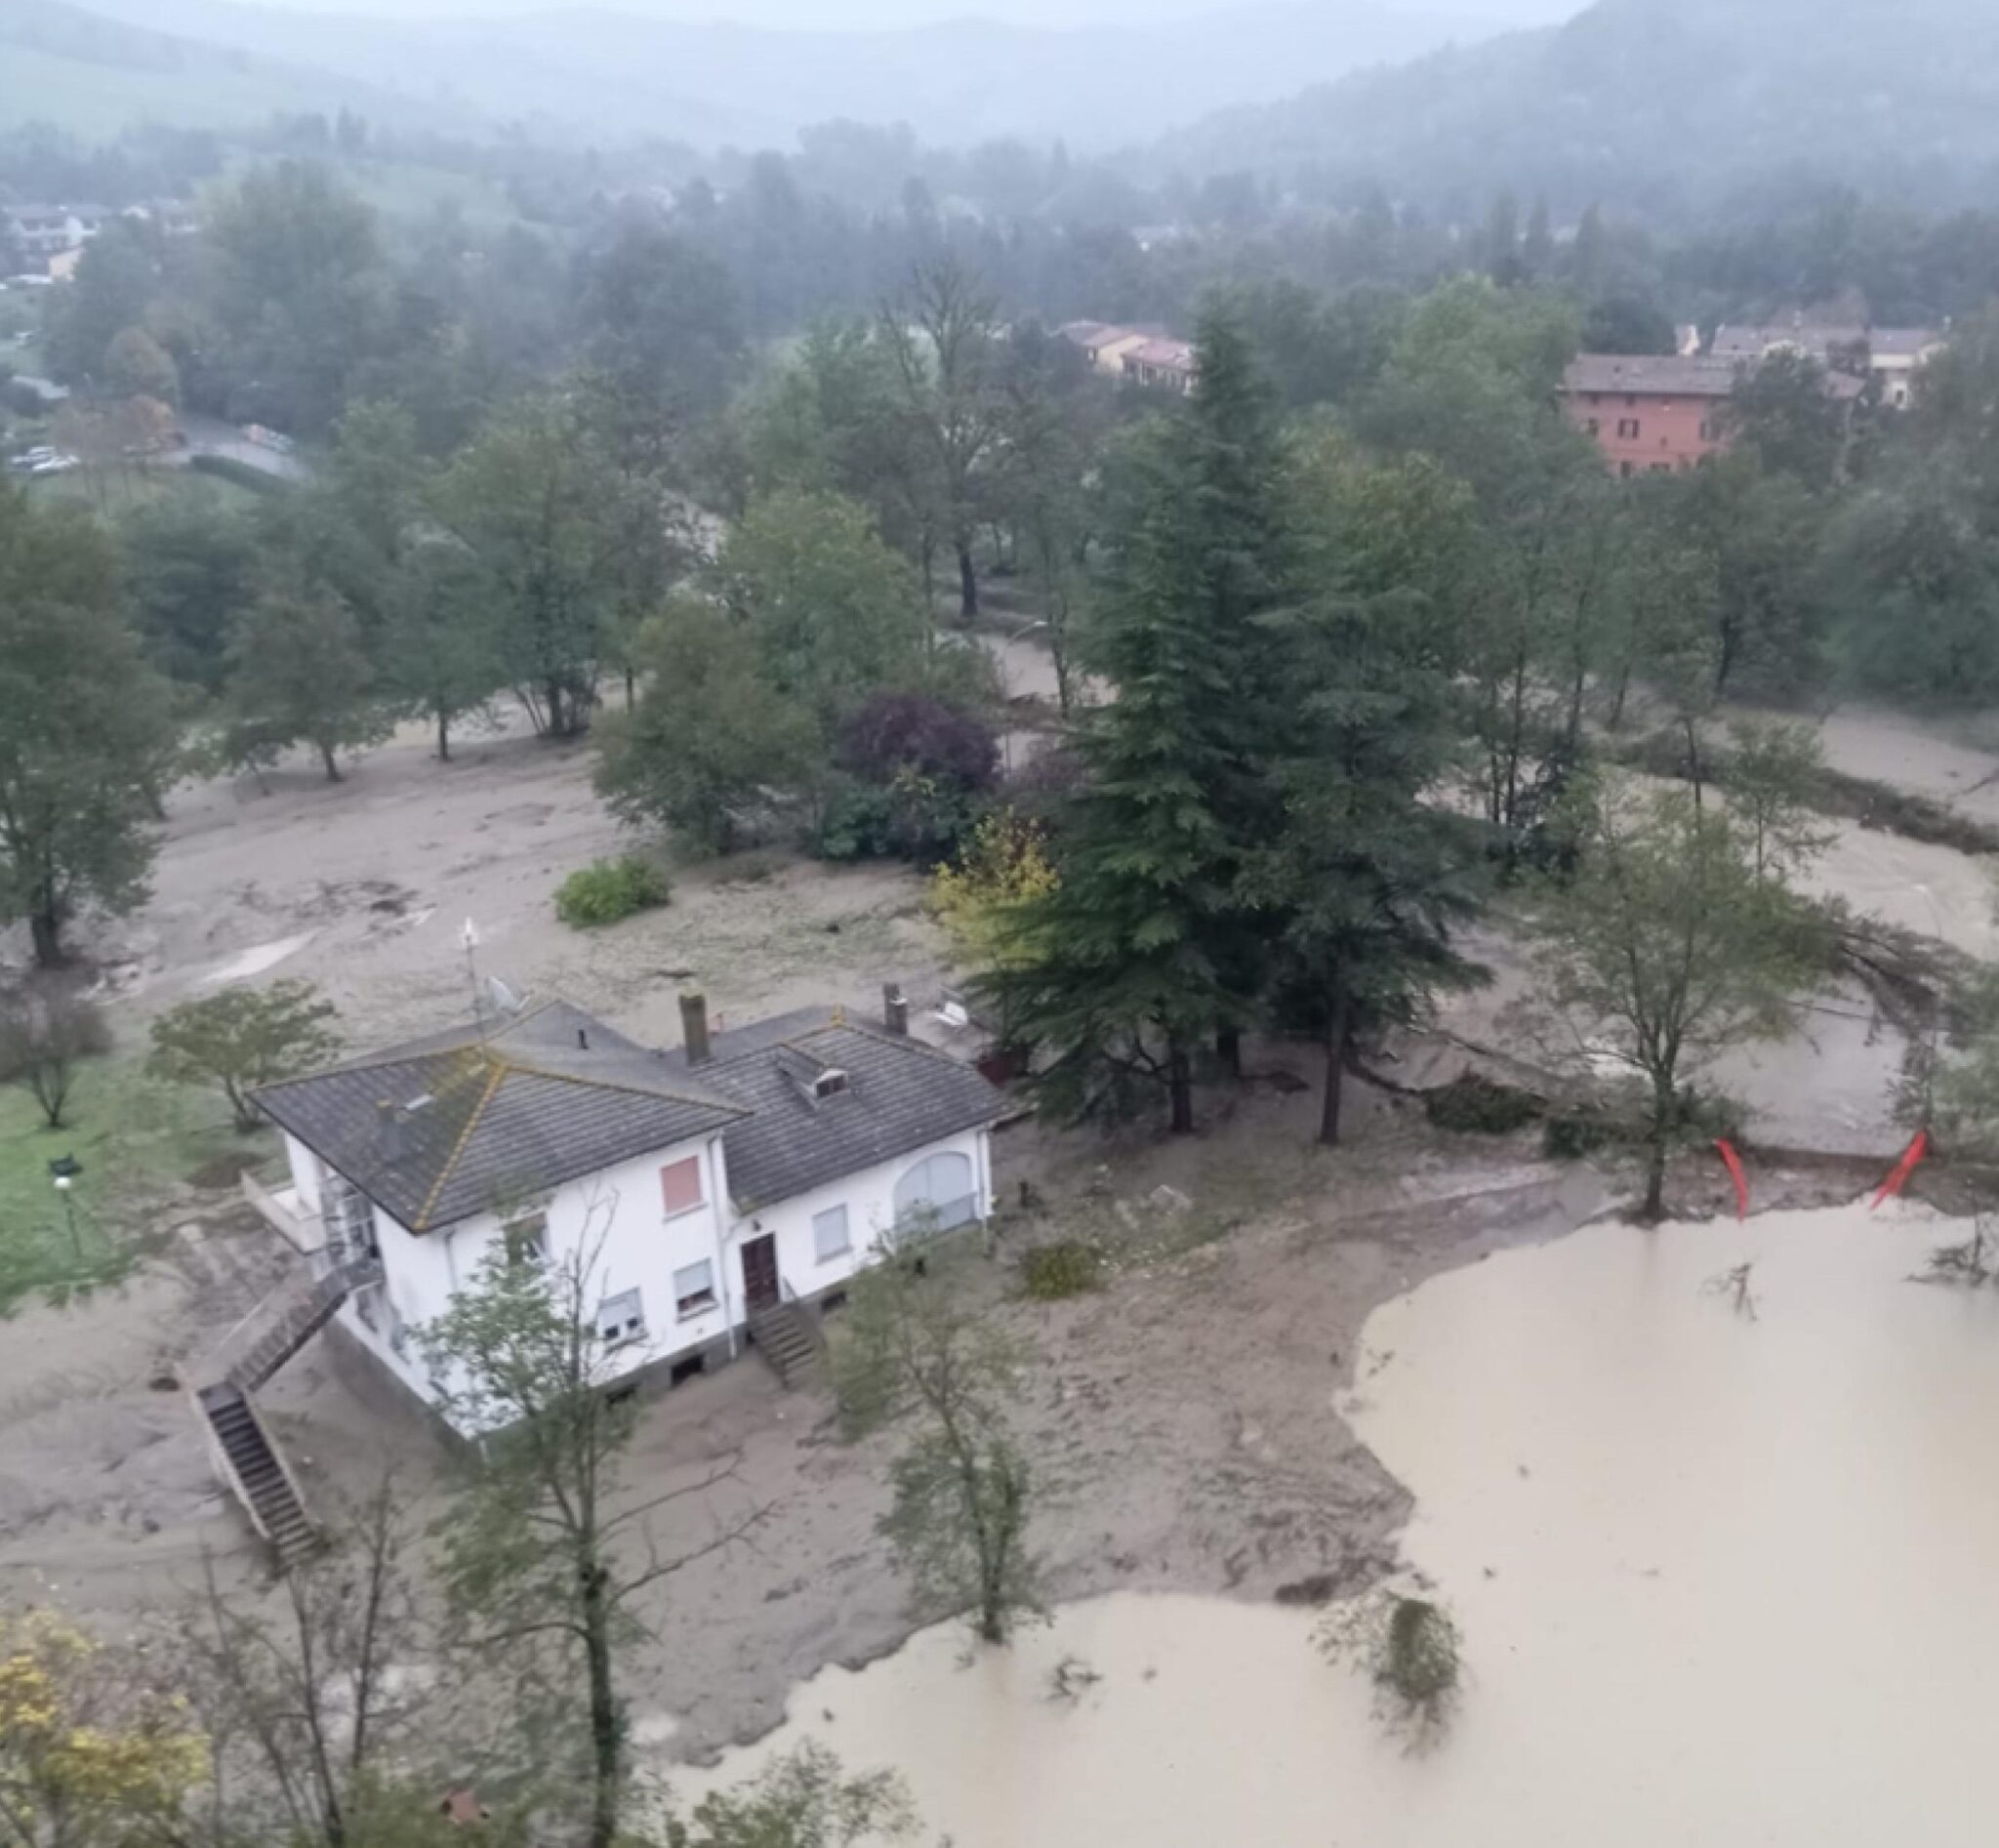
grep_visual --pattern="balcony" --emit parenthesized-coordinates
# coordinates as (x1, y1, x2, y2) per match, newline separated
(239, 1170, 326, 1257)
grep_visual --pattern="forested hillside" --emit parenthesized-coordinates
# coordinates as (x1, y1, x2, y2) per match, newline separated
(1153, 0, 1999, 217)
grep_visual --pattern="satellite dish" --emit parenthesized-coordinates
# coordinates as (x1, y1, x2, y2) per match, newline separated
(487, 975, 524, 1017)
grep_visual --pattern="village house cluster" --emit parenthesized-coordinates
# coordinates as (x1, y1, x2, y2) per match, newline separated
(1560, 317, 1946, 474)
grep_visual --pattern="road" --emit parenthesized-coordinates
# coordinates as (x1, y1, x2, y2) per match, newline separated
(174, 413, 312, 482)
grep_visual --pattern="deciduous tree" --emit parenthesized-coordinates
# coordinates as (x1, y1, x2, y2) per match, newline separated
(0, 486, 176, 967)
(1527, 772, 1822, 1219)
(419, 1240, 763, 1848)
(718, 490, 933, 740)
(0, 1609, 205, 1848)
(146, 979, 342, 1131)
(880, 256, 1003, 620)
(666, 1745, 918, 1848)
(592, 597, 818, 853)
(834, 1248, 1040, 1647)
(440, 395, 629, 738)
(225, 584, 388, 783)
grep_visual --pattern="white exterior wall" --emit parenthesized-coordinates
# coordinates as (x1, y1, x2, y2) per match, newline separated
(284, 1120, 993, 1430)
(731, 1126, 994, 1305)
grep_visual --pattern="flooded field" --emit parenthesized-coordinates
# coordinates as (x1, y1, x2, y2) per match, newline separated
(675, 1200, 1999, 1844)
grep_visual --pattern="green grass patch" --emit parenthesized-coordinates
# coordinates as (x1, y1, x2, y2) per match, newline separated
(0, 1059, 259, 1316)
(1020, 1238, 1104, 1300)
(30, 464, 265, 517)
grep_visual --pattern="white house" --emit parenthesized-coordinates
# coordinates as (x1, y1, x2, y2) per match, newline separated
(248, 994, 1004, 1429)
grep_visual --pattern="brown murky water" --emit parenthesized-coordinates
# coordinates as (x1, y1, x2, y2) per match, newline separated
(673, 1202, 1999, 1843)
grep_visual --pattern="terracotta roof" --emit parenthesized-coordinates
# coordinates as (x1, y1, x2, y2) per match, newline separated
(1562, 354, 1740, 399)
(1128, 338, 1197, 372)
(255, 1003, 748, 1233)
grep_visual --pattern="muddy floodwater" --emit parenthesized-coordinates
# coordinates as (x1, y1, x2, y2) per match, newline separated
(673, 1201, 1999, 1844)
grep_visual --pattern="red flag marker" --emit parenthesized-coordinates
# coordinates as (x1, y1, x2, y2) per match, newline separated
(1715, 1138, 1749, 1221)
(1870, 1129, 1930, 1211)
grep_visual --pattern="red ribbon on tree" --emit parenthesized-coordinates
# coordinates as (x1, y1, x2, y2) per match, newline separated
(1870, 1129, 1931, 1211)
(1715, 1138, 1749, 1221)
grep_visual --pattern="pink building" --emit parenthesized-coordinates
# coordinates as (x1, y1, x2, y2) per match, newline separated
(1559, 354, 1738, 476)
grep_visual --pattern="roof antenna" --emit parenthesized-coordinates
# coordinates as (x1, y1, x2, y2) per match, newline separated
(463, 918, 486, 1037)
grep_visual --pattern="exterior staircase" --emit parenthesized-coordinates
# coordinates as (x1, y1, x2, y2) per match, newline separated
(191, 1256, 382, 1570)
(195, 1382, 318, 1569)
(224, 1259, 379, 1391)
(748, 1297, 824, 1389)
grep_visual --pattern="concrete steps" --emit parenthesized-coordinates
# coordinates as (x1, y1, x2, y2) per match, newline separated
(224, 1264, 367, 1391)
(747, 1300, 823, 1389)
(197, 1381, 317, 1570)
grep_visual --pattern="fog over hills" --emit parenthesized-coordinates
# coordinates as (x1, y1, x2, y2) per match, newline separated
(58, 0, 1520, 149)
(1152, 0, 1999, 215)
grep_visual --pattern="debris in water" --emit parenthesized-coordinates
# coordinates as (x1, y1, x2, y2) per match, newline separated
(1049, 1657, 1103, 1704)
(1701, 1261, 1760, 1321)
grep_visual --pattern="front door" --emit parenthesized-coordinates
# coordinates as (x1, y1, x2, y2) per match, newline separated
(740, 1233, 780, 1312)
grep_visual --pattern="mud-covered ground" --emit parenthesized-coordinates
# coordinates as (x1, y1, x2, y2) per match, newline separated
(0, 685, 1994, 1773)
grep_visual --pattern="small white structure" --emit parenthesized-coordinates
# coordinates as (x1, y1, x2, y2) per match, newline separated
(250, 994, 1003, 1428)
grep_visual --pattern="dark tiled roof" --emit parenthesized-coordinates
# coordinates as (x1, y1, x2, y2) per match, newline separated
(1563, 354, 1740, 398)
(1711, 323, 1865, 360)
(1870, 328, 1943, 358)
(660, 1007, 1004, 1211)
(255, 1002, 748, 1233)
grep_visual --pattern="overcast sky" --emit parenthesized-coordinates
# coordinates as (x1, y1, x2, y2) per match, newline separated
(233, 0, 1576, 26)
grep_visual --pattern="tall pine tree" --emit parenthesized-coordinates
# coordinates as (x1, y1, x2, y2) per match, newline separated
(1245, 439, 1489, 1145)
(983, 308, 1290, 1133)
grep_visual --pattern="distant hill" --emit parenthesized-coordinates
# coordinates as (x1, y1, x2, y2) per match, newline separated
(0, 0, 479, 141)
(1148, 0, 1999, 218)
(65, 0, 1509, 152)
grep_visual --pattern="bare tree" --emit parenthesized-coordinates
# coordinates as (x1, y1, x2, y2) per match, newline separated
(0, 981, 111, 1130)
(418, 1225, 765, 1848)
(182, 1477, 461, 1848)
(880, 257, 1002, 623)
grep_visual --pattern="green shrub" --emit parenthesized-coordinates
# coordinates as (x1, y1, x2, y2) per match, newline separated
(815, 770, 983, 865)
(554, 855, 671, 928)
(1383, 1597, 1461, 1707)
(1021, 1239, 1103, 1300)
(1423, 1073, 1544, 1135)
(1541, 1111, 1623, 1160)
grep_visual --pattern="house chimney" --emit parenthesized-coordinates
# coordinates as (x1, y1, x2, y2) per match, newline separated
(883, 982, 910, 1037)
(679, 991, 712, 1066)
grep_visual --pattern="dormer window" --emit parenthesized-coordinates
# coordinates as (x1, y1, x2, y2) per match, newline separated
(813, 1069, 850, 1100)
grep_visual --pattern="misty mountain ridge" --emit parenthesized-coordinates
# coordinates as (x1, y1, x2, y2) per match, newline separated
(55, 0, 1510, 151)
(1152, 0, 1999, 216)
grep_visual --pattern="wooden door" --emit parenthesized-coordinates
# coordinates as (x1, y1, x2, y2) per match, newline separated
(741, 1233, 780, 1311)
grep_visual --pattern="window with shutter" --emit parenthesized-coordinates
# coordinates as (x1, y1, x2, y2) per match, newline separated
(598, 1288, 645, 1343)
(661, 1156, 704, 1217)
(673, 1260, 715, 1316)
(813, 1205, 851, 1262)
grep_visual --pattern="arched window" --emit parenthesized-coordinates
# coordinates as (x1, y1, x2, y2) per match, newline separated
(893, 1150, 978, 1234)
